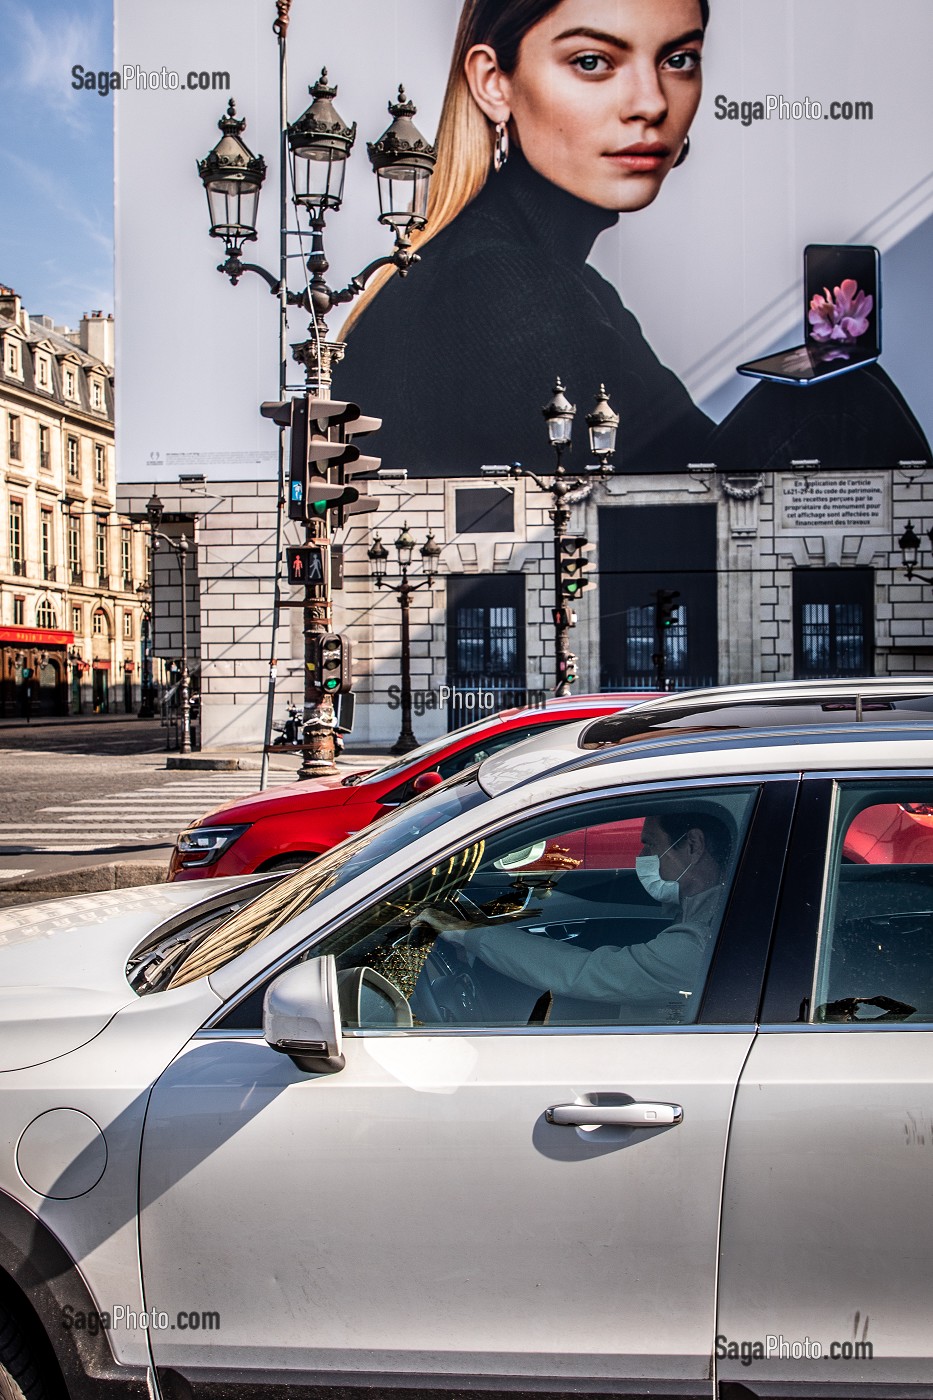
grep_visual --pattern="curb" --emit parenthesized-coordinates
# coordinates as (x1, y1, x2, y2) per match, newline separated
(0, 860, 168, 908)
(166, 756, 263, 771)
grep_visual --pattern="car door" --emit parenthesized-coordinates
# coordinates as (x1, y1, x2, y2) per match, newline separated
(139, 779, 795, 1399)
(718, 775, 933, 1396)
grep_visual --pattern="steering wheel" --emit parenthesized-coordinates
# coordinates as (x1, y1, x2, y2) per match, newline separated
(405, 897, 491, 1025)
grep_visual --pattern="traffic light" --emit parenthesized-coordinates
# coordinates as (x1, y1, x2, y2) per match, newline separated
(560, 535, 593, 599)
(655, 589, 681, 630)
(552, 606, 577, 629)
(310, 633, 352, 695)
(558, 652, 579, 685)
(262, 397, 371, 523)
(285, 546, 326, 588)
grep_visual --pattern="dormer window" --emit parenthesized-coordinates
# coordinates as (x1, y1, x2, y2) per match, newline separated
(36, 357, 49, 388)
(91, 378, 103, 410)
(6, 342, 20, 377)
(64, 367, 76, 399)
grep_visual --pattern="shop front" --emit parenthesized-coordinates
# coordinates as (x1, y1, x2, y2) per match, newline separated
(0, 627, 73, 719)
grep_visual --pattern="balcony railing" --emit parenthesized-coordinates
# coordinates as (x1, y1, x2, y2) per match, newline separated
(43, 564, 57, 582)
(11, 560, 26, 577)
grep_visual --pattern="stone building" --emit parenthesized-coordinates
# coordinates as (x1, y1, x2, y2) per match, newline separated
(118, 457, 933, 754)
(0, 287, 145, 716)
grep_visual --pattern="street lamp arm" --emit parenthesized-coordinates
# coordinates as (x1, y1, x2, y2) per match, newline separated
(904, 565, 933, 585)
(323, 244, 423, 310)
(217, 249, 283, 294)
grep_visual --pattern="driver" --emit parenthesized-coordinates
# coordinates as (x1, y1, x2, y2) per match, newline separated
(415, 810, 732, 1017)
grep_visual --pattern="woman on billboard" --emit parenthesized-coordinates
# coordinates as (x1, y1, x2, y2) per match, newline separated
(333, 0, 712, 476)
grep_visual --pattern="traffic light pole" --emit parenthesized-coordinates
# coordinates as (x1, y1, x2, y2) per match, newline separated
(551, 481, 574, 699)
(293, 340, 345, 779)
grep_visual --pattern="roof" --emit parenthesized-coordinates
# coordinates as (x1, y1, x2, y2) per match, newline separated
(478, 720, 933, 800)
(0, 310, 113, 422)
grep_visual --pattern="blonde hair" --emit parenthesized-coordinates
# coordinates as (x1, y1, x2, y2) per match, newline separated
(342, 2, 510, 334)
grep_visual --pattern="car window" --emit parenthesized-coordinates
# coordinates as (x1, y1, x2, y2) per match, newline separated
(814, 783, 933, 1023)
(381, 719, 568, 805)
(302, 787, 758, 1030)
(158, 774, 488, 993)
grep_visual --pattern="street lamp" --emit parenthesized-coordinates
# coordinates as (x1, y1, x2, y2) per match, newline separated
(148, 498, 194, 755)
(511, 380, 617, 696)
(197, 42, 437, 779)
(586, 385, 620, 471)
(368, 524, 439, 754)
(137, 492, 164, 719)
(899, 520, 933, 583)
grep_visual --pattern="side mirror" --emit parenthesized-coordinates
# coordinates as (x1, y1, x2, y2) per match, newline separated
(264, 957, 345, 1074)
(337, 967, 413, 1028)
(412, 771, 444, 795)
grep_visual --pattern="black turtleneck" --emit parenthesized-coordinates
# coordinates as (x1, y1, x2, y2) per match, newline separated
(332, 149, 713, 476)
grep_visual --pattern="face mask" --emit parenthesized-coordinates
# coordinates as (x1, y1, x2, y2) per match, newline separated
(635, 835, 697, 903)
(634, 855, 681, 904)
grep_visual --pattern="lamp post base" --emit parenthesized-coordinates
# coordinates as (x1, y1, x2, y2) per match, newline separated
(390, 728, 420, 755)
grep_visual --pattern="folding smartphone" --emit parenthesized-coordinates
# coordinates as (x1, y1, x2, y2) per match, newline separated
(737, 244, 881, 386)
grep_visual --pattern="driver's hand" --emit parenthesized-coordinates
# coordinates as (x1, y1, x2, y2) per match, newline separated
(412, 906, 469, 942)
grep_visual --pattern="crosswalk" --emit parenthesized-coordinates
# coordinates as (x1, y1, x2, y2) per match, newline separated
(0, 773, 297, 855)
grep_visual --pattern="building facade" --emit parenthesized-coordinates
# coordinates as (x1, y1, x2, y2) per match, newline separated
(0, 287, 145, 717)
(122, 459, 933, 754)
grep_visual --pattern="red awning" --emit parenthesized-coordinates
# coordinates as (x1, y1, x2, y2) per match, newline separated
(0, 627, 74, 646)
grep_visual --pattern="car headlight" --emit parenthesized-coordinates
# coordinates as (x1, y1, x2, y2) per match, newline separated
(174, 824, 251, 867)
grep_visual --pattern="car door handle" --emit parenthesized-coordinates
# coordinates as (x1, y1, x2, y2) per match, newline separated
(546, 1100, 683, 1128)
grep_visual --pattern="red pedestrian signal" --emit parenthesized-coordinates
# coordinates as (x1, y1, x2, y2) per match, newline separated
(285, 547, 326, 587)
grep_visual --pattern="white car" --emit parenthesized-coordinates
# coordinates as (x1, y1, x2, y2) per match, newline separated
(1, 721, 933, 1400)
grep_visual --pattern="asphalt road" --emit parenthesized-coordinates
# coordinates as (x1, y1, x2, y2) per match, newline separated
(0, 718, 297, 881)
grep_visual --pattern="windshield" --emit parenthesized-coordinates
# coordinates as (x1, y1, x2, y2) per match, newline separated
(161, 772, 488, 990)
(353, 714, 515, 786)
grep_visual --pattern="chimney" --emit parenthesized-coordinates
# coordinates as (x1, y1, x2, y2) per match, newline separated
(0, 285, 28, 333)
(79, 310, 115, 370)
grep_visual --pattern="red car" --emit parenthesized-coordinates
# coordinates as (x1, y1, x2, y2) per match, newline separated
(168, 694, 659, 881)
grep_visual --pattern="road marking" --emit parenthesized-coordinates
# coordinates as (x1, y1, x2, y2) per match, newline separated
(0, 771, 300, 854)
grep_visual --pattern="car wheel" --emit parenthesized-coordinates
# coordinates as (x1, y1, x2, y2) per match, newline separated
(0, 1303, 51, 1400)
(258, 853, 317, 875)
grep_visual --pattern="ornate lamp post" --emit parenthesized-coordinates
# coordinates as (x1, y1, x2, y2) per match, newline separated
(197, 44, 437, 778)
(139, 492, 163, 718)
(146, 492, 193, 754)
(368, 524, 440, 754)
(511, 381, 618, 696)
(899, 520, 933, 583)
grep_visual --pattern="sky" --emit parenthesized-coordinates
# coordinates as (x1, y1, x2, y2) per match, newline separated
(0, 0, 114, 329)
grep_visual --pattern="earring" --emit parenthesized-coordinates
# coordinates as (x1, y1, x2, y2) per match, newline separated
(673, 134, 690, 168)
(494, 121, 510, 173)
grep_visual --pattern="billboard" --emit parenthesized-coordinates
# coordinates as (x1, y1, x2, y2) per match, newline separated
(115, 0, 933, 481)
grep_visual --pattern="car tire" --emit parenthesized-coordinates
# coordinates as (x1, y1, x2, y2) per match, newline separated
(0, 1302, 51, 1400)
(258, 853, 317, 875)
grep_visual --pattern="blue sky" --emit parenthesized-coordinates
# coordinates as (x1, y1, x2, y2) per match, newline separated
(0, 0, 114, 328)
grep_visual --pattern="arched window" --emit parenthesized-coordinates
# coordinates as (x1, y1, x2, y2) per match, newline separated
(36, 599, 57, 630)
(92, 610, 108, 636)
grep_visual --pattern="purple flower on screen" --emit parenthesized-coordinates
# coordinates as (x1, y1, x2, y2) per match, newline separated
(808, 278, 873, 342)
